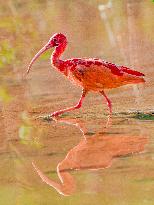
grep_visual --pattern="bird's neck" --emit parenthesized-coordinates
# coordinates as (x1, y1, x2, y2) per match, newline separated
(51, 42, 67, 72)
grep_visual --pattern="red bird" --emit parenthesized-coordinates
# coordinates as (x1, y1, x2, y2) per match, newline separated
(27, 33, 145, 118)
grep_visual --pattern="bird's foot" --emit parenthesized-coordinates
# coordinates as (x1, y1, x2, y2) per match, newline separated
(36, 114, 54, 122)
(36, 111, 70, 121)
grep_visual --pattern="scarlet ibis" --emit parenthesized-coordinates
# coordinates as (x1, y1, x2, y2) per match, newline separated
(27, 33, 145, 117)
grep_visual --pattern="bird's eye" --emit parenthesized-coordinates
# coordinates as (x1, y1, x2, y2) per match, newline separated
(53, 38, 59, 46)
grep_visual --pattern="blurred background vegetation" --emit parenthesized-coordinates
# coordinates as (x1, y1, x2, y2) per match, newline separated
(0, 0, 153, 69)
(0, 0, 153, 105)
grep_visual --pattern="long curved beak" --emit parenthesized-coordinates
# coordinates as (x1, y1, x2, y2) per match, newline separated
(26, 43, 51, 75)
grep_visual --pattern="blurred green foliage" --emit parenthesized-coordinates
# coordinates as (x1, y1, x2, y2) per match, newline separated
(0, 40, 15, 69)
(19, 112, 32, 142)
(0, 87, 12, 103)
(19, 112, 43, 148)
(39, 50, 50, 60)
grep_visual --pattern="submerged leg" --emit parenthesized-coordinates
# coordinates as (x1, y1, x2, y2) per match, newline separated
(100, 90, 112, 115)
(50, 89, 88, 118)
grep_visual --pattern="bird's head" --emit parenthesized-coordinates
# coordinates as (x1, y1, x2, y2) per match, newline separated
(48, 33, 67, 48)
(26, 33, 67, 74)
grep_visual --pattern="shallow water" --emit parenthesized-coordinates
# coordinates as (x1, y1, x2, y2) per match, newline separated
(0, 0, 154, 204)
(0, 112, 154, 204)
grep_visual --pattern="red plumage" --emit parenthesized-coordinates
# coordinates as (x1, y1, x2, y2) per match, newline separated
(120, 66, 145, 77)
(27, 33, 145, 117)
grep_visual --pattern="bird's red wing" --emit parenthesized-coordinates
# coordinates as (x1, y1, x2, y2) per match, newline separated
(66, 58, 123, 76)
(66, 58, 145, 77)
(102, 61, 123, 76)
(103, 61, 145, 77)
(119, 66, 145, 77)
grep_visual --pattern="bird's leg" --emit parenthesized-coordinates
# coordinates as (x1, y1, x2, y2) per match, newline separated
(100, 90, 112, 115)
(50, 89, 88, 118)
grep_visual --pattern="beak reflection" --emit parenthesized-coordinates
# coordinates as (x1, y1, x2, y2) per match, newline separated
(32, 118, 148, 196)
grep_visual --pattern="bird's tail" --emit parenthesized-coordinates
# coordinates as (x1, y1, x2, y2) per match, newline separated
(119, 66, 145, 84)
(124, 77, 145, 87)
(132, 77, 145, 84)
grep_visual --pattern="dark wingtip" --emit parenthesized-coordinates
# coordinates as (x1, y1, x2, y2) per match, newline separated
(120, 66, 145, 77)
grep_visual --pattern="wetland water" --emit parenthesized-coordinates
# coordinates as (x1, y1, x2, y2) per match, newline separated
(0, 0, 154, 204)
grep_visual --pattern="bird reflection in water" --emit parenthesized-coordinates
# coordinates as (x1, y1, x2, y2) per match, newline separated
(32, 118, 148, 196)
